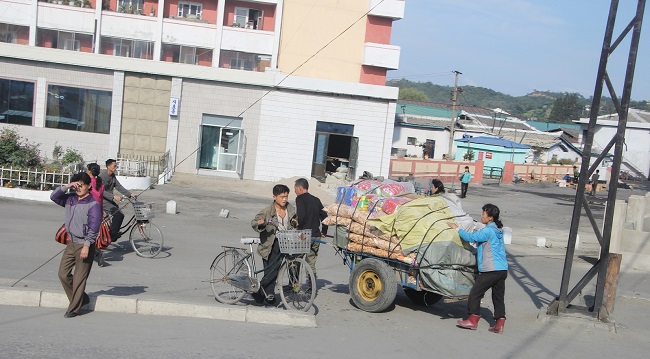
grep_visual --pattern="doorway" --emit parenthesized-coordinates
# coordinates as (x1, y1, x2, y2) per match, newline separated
(311, 121, 358, 181)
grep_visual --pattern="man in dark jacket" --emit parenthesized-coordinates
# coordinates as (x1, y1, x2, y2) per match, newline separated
(294, 178, 327, 291)
(99, 159, 135, 242)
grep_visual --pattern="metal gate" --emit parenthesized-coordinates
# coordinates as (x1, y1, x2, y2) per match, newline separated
(482, 166, 503, 186)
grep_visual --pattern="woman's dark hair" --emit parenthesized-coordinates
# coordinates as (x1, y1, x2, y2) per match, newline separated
(71, 172, 92, 186)
(482, 203, 503, 228)
(273, 184, 290, 196)
(430, 179, 446, 194)
(87, 163, 102, 190)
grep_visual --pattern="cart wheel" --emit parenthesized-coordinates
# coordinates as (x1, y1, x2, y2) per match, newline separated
(403, 288, 442, 306)
(349, 258, 397, 313)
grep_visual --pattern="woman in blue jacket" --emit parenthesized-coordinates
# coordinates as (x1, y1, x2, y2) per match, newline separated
(448, 203, 507, 333)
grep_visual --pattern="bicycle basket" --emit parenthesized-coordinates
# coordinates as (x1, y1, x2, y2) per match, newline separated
(277, 229, 312, 255)
(133, 202, 155, 221)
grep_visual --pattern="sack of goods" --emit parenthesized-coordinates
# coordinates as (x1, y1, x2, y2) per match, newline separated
(324, 178, 480, 297)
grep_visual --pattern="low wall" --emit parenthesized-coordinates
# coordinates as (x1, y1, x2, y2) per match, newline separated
(502, 162, 576, 183)
(389, 158, 484, 185)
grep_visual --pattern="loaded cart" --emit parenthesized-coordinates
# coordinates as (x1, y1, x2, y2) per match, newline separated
(320, 180, 481, 313)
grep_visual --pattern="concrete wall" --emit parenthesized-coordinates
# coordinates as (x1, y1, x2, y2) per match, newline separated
(611, 193, 650, 272)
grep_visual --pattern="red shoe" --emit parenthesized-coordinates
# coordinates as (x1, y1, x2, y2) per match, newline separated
(457, 314, 480, 330)
(488, 318, 505, 333)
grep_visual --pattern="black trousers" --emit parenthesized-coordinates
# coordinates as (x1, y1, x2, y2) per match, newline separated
(461, 182, 469, 198)
(107, 207, 125, 241)
(260, 239, 281, 297)
(468, 270, 507, 319)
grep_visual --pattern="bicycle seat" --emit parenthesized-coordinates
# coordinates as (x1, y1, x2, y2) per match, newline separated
(241, 237, 260, 245)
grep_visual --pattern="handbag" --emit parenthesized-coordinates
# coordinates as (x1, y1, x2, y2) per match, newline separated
(55, 224, 69, 245)
(54, 221, 111, 249)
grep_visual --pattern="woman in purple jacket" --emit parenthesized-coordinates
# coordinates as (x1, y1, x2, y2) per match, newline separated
(51, 172, 102, 318)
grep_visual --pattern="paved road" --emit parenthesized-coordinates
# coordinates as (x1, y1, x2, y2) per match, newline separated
(1, 177, 649, 358)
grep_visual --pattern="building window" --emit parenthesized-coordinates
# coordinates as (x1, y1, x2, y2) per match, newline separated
(233, 7, 263, 29)
(36, 29, 94, 53)
(178, 1, 203, 19)
(199, 115, 244, 173)
(407, 137, 417, 145)
(0, 78, 35, 126)
(161, 44, 212, 66)
(118, 0, 144, 13)
(101, 37, 154, 59)
(0, 23, 29, 45)
(45, 85, 112, 134)
(219, 50, 269, 72)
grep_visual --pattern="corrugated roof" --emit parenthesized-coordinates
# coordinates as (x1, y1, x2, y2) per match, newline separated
(455, 136, 530, 149)
(526, 121, 581, 132)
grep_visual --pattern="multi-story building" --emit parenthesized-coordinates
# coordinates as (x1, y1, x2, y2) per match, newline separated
(0, 0, 404, 181)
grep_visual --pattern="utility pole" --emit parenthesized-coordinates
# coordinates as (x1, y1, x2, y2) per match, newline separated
(447, 70, 461, 159)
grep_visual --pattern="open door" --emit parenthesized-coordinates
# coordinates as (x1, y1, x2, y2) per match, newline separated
(347, 137, 359, 180)
(311, 133, 328, 181)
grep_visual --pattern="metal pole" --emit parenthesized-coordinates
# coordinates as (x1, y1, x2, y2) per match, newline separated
(447, 70, 461, 159)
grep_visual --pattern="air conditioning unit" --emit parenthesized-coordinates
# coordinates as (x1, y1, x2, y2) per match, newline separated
(64, 39, 80, 51)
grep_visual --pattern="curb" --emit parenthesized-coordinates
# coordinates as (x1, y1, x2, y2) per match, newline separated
(0, 187, 52, 202)
(0, 287, 316, 328)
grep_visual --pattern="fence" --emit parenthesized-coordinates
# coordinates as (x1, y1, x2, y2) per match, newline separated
(0, 166, 72, 191)
(483, 166, 503, 186)
(116, 151, 172, 184)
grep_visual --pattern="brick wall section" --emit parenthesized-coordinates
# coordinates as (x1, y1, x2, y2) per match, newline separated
(389, 158, 484, 185)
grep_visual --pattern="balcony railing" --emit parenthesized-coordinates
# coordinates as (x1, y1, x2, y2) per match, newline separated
(363, 42, 400, 70)
(37, 3, 95, 34)
(220, 26, 274, 55)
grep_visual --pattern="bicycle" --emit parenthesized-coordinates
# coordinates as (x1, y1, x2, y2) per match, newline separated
(209, 229, 316, 312)
(106, 196, 164, 258)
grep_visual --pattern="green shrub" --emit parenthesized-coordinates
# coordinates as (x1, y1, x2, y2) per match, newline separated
(0, 128, 44, 168)
(60, 148, 84, 166)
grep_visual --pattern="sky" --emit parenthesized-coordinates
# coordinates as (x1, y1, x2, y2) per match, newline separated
(389, 0, 649, 101)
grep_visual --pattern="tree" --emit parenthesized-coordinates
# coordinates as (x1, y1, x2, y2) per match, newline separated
(463, 149, 475, 161)
(399, 87, 429, 102)
(0, 128, 44, 168)
(549, 93, 583, 123)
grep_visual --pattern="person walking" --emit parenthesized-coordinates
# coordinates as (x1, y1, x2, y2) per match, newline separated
(459, 166, 472, 198)
(251, 184, 297, 305)
(99, 159, 135, 242)
(294, 178, 328, 292)
(50, 172, 102, 318)
(448, 203, 508, 333)
(589, 170, 600, 196)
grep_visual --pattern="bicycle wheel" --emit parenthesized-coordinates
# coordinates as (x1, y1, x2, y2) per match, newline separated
(277, 256, 315, 312)
(129, 222, 164, 258)
(210, 249, 250, 304)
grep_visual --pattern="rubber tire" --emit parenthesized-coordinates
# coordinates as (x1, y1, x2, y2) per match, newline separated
(129, 222, 163, 258)
(403, 288, 443, 306)
(278, 257, 316, 312)
(349, 258, 398, 313)
(210, 249, 250, 304)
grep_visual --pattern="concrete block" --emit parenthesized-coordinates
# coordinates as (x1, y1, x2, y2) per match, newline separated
(40, 290, 69, 309)
(245, 308, 317, 328)
(166, 200, 177, 214)
(503, 227, 512, 245)
(536, 237, 546, 248)
(0, 287, 42, 306)
(136, 300, 247, 322)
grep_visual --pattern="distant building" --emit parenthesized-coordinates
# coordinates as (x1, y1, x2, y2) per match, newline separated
(574, 109, 650, 179)
(0, 0, 406, 181)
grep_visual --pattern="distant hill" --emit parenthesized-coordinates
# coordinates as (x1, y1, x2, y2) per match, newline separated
(387, 79, 649, 122)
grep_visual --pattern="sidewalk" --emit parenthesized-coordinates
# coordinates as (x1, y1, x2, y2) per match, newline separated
(0, 175, 648, 332)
